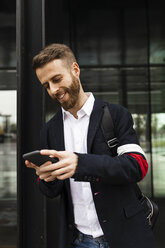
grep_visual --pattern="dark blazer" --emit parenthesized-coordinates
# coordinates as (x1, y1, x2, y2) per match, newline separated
(39, 98, 155, 248)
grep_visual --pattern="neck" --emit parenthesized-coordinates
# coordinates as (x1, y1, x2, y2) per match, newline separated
(68, 89, 88, 119)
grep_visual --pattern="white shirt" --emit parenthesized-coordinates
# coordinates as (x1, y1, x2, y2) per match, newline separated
(62, 93, 104, 238)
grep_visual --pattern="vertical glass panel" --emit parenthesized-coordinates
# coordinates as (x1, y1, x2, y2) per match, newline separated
(0, 26, 16, 67)
(126, 68, 151, 196)
(123, 8, 148, 65)
(80, 68, 120, 103)
(71, 1, 147, 66)
(149, 1, 165, 64)
(0, 70, 16, 90)
(45, 0, 70, 45)
(0, 11, 16, 68)
(0, 90, 17, 246)
(151, 67, 165, 197)
(0, 2, 16, 246)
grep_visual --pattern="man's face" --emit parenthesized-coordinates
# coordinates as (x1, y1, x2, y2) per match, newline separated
(36, 59, 80, 111)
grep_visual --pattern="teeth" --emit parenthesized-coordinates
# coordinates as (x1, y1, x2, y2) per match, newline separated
(58, 93, 65, 99)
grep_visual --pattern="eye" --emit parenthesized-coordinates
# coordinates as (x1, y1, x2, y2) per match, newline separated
(51, 75, 63, 83)
(43, 82, 49, 89)
(52, 77, 62, 83)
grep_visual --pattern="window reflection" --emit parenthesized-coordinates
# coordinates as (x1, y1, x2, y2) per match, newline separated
(0, 26, 16, 67)
(149, 2, 165, 64)
(71, 3, 148, 66)
(0, 90, 17, 246)
(0, 91, 16, 199)
(152, 113, 165, 197)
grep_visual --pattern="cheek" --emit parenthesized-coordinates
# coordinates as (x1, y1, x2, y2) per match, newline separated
(47, 90, 54, 99)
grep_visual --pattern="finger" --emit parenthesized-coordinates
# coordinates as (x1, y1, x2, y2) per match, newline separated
(40, 149, 57, 156)
(39, 172, 52, 180)
(39, 161, 53, 168)
(25, 160, 38, 170)
(40, 149, 62, 160)
(57, 171, 74, 180)
(25, 160, 31, 166)
(51, 167, 68, 177)
(39, 163, 59, 173)
(39, 159, 68, 172)
(44, 175, 57, 182)
(50, 164, 75, 177)
(41, 149, 69, 160)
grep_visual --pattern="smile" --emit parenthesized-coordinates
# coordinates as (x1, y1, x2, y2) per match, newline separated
(56, 93, 65, 100)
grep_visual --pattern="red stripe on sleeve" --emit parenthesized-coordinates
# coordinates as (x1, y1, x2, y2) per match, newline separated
(128, 153, 148, 179)
(37, 177, 40, 183)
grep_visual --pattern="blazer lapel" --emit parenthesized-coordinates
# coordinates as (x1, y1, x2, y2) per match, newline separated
(48, 109, 73, 217)
(87, 99, 105, 153)
(49, 108, 65, 151)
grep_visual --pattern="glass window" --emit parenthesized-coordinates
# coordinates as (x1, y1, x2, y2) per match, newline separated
(0, 90, 17, 246)
(0, 2, 16, 247)
(70, 1, 148, 66)
(149, 1, 165, 64)
(151, 67, 165, 197)
(0, 25, 16, 67)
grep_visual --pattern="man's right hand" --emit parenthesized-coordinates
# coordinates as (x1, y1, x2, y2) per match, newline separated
(25, 160, 57, 182)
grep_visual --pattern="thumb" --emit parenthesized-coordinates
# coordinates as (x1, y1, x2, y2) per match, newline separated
(49, 150, 69, 160)
(25, 160, 39, 170)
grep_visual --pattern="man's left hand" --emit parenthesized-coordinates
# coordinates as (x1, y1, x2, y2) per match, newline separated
(39, 149, 78, 180)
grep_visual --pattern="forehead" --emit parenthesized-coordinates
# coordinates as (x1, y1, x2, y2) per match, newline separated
(36, 59, 69, 83)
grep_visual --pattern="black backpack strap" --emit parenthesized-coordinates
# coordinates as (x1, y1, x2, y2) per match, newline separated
(101, 103, 142, 198)
(101, 104, 119, 156)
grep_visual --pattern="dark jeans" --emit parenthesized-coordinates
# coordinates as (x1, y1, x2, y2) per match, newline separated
(73, 230, 110, 248)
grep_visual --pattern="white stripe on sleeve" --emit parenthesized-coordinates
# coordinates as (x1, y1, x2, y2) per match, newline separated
(117, 144, 146, 158)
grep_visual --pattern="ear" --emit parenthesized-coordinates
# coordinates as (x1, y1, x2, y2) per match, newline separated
(71, 62, 80, 78)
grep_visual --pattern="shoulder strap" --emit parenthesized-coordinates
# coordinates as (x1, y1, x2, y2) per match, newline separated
(101, 103, 142, 198)
(101, 104, 118, 156)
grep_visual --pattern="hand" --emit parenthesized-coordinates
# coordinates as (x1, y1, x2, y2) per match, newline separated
(25, 160, 54, 182)
(39, 149, 78, 181)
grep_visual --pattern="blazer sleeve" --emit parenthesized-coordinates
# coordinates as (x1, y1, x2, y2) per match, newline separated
(74, 104, 148, 185)
(38, 123, 64, 198)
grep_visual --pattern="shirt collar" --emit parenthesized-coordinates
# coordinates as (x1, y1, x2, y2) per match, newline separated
(62, 92, 95, 120)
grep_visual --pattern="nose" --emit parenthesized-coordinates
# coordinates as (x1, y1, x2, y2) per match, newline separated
(49, 82, 59, 95)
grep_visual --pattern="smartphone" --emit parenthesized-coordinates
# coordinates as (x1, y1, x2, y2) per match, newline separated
(23, 150, 58, 166)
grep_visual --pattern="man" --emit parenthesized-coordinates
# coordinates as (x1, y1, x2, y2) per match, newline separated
(25, 43, 155, 248)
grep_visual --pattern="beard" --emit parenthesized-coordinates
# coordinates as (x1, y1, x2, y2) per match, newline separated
(53, 74, 80, 111)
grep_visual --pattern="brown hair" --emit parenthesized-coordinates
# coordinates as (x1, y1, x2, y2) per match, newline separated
(32, 43, 76, 70)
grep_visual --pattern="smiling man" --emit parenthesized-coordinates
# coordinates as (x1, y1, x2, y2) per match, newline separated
(35, 57, 86, 119)
(26, 43, 155, 248)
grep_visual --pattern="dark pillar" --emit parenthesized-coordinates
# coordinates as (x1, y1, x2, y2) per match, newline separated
(16, 0, 46, 247)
